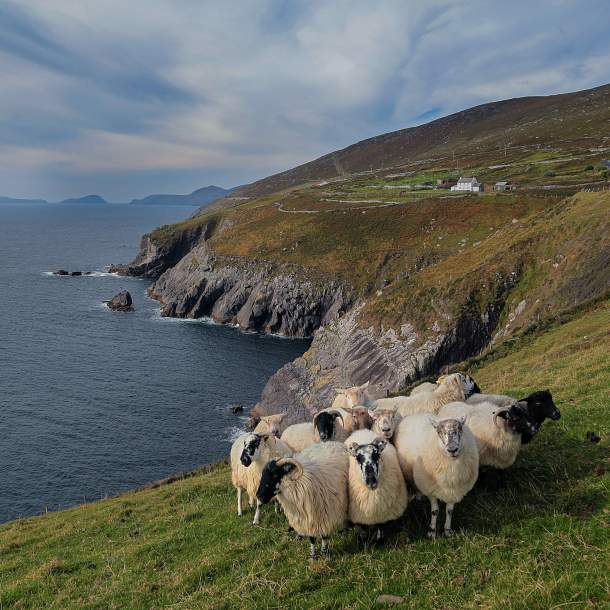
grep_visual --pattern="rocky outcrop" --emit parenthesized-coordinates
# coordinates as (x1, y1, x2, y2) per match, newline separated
(149, 244, 351, 338)
(109, 219, 217, 278)
(106, 290, 134, 312)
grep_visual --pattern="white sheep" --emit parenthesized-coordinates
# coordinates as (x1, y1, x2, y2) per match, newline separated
(280, 409, 347, 452)
(345, 429, 408, 542)
(370, 409, 401, 441)
(439, 401, 538, 469)
(331, 381, 370, 410)
(393, 413, 479, 538)
(410, 381, 439, 396)
(230, 432, 292, 524)
(253, 412, 287, 437)
(372, 373, 467, 418)
(256, 441, 349, 559)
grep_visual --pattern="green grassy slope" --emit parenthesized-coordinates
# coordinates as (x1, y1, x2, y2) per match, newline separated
(2, 301, 608, 609)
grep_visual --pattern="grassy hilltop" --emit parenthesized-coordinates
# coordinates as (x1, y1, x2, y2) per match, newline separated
(1, 298, 608, 609)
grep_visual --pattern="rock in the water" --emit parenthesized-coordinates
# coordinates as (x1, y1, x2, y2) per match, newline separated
(54, 270, 69, 276)
(71, 271, 82, 276)
(228, 404, 244, 414)
(107, 290, 134, 312)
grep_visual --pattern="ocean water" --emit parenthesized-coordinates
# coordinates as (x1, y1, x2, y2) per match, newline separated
(0, 203, 308, 523)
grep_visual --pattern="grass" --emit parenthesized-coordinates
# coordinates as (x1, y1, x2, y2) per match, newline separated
(1, 301, 608, 609)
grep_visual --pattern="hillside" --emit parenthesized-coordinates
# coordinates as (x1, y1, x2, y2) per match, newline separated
(222, 83, 610, 201)
(109, 83, 610, 421)
(1, 299, 608, 609)
(0, 196, 48, 204)
(59, 195, 107, 205)
(130, 185, 232, 207)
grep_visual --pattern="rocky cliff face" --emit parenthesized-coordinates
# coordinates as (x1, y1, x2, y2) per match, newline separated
(109, 220, 215, 278)
(149, 244, 352, 338)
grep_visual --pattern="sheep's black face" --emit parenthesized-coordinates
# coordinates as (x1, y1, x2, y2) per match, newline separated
(240, 434, 262, 467)
(459, 373, 481, 398)
(435, 419, 463, 458)
(348, 440, 386, 489)
(315, 412, 337, 442)
(256, 460, 293, 504)
(523, 390, 560, 422)
(499, 405, 540, 438)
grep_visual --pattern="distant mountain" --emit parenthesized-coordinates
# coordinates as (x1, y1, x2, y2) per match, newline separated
(59, 194, 107, 204)
(0, 195, 48, 204)
(130, 185, 232, 207)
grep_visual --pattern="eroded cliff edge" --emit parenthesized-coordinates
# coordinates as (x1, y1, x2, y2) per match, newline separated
(111, 192, 610, 424)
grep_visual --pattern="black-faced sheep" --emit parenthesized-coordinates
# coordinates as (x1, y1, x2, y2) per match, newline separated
(345, 429, 408, 542)
(467, 390, 560, 443)
(280, 409, 347, 452)
(256, 441, 349, 560)
(230, 432, 292, 524)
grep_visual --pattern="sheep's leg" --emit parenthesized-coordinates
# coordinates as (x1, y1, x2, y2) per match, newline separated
(309, 536, 318, 560)
(237, 487, 243, 516)
(444, 503, 455, 537)
(427, 496, 439, 539)
(248, 495, 254, 508)
(376, 525, 384, 544)
(321, 537, 330, 558)
(252, 499, 262, 525)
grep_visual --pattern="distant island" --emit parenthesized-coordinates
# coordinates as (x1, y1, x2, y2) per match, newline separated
(59, 194, 108, 204)
(0, 195, 49, 204)
(130, 185, 232, 207)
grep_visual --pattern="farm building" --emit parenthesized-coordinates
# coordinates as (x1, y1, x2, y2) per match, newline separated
(494, 181, 516, 191)
(451, 176, 483, 192)
(436, 177, 458, 189)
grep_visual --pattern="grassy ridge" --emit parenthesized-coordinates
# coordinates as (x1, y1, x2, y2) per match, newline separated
(1, 302, 608, 609)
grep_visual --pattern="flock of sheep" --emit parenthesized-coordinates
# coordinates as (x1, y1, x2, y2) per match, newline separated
(230, 373, 561, 560)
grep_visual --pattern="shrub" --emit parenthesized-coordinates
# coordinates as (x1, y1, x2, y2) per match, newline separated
(544, 170, 556, 177)
(584, 165, 594, 171)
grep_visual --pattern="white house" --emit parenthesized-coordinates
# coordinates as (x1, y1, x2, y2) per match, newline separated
(451, 176, 482, 192)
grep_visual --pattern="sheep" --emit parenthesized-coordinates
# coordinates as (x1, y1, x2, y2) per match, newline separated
(410, 381, 439, 396)
(230, 432, 292, 524)
(467, 390, 560, 443)
(256, 441, 349, 560)
(280, 409, 347, 452)
(345, 429, 408, 542)
(439, 401, 539, 469)
(409, 373, 480, 398)
(253, 412, 287, 437)
(393, 413, 479, 538)
(371, 409, 401, 441)
(372, 373, 467, 418)
(343, 406, 373, 434)
(331, 381, 370, 410)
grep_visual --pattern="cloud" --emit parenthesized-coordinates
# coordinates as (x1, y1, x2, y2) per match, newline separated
(0, 0, 609, 200)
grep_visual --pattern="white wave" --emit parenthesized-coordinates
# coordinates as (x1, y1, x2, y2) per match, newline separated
(42, 270, 121, 278)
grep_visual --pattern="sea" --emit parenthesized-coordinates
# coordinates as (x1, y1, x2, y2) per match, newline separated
(0, 202, 308, 523)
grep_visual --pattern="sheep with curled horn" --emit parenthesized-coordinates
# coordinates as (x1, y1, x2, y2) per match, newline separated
(393, 413, 479, 538)
(439, 401, 539, 469)
(466, 390, 560, 443)
(280, 409, 347, 453)
(256, 441, 349, 560)
(345, 429, 408, 543)
(230, 431, 292, 524)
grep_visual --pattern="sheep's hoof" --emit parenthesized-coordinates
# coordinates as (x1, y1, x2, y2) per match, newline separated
(252, 519, 260, 526)
(321, 548, 330, 558)
(427, 529, 437, 540)
(444, 528, 455, 537)
(309, 552, 319, 561)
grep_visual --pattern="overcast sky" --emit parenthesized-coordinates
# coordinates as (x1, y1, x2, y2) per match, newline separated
(1, 0, 609, 201)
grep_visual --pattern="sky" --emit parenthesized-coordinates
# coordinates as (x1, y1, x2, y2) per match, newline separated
(1, 1, 609, 201)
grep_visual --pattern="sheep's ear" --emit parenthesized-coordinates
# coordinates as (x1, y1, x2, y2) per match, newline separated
(346, 442, 360, 457)
(276, 412, 287, 422)
(495, 409, 510, 421)
(372, 438, 387, 453)
(360, 381, 370, 389)
(257, 432, 270, 440)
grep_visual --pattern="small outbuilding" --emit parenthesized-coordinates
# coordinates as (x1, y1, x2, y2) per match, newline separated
(494, 181, 515, 191)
